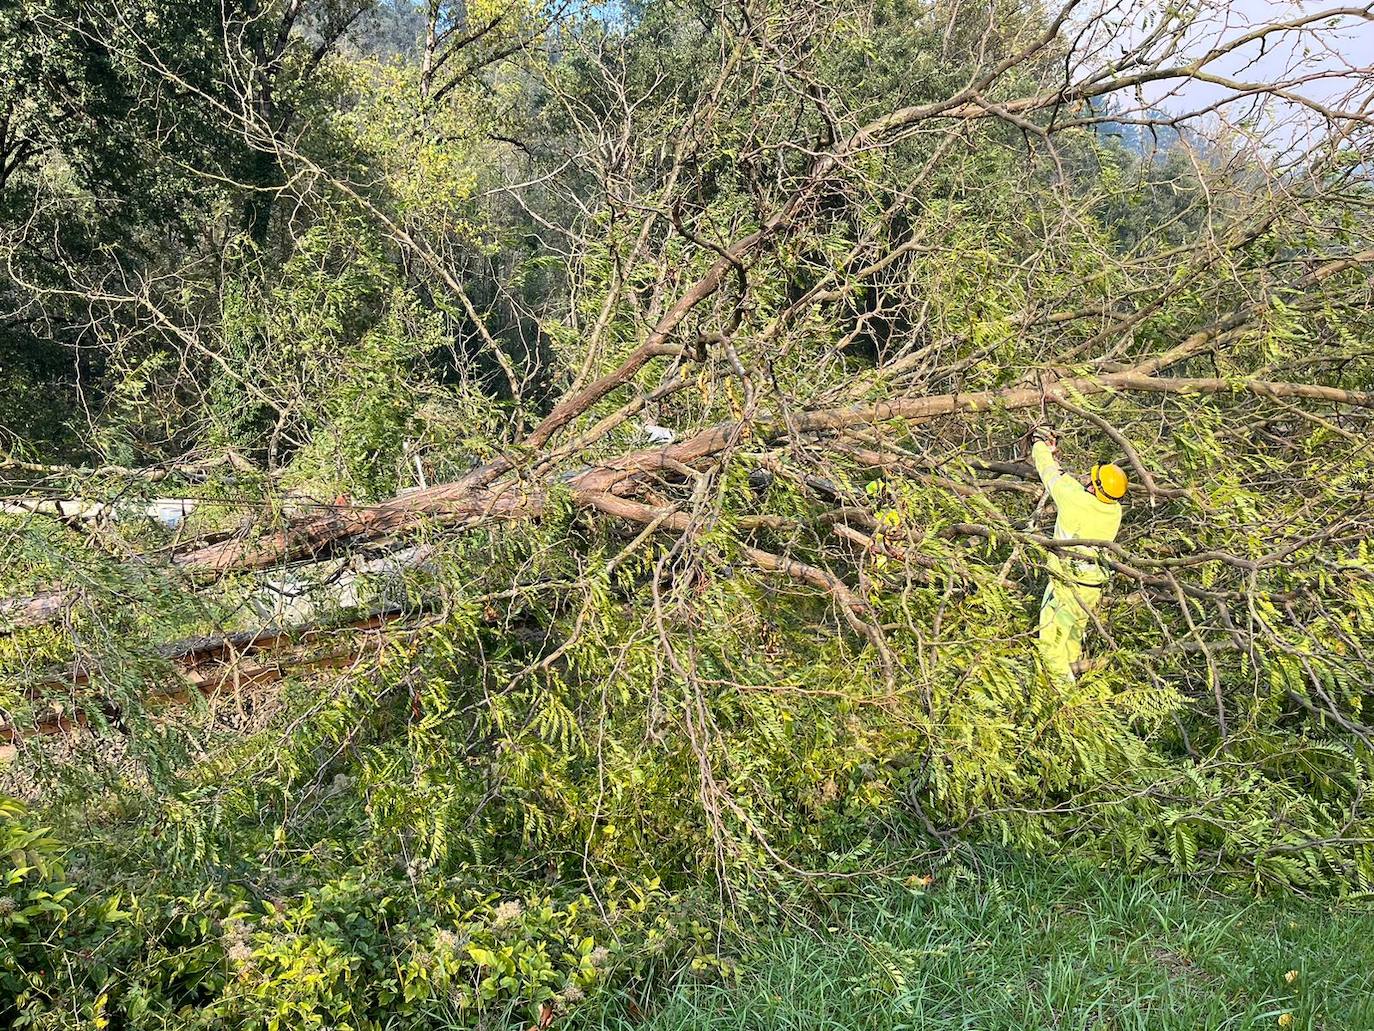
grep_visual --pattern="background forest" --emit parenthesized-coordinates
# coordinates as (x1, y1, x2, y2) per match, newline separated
(2, 0, 1374, 1027)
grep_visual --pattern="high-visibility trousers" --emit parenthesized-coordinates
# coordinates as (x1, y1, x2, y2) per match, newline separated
(1038, 579, 1102, 683)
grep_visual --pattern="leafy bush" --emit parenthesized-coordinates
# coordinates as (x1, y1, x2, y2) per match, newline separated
(2, 791, 708, 1029)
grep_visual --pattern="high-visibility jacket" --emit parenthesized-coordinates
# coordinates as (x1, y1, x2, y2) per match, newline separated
(1032, 441, 1123, 681)
(1031, 441, 1122, 587)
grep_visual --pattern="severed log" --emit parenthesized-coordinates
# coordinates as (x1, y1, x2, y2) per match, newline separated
(1, 589, 75, 631)
(0, 498, 113, 522)
(0, 544, 434, 633)
(0, 608, 411, 760)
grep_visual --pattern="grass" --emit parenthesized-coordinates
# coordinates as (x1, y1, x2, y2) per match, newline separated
(582, 855, 1374, 1031)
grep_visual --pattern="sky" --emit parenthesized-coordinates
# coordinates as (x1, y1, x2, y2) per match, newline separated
(1160, 2, 1371, 109)
(1066, 0, 1373, 160)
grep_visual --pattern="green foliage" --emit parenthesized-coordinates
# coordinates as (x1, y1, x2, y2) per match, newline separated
(0, 796, 80, 1007)
(2, 0, 1374, 1025)
(0, 792, 707, 1030)
(209, 219, 454, 496)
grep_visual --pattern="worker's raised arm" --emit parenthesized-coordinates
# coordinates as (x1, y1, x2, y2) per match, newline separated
(1032, 440, 1086, 507)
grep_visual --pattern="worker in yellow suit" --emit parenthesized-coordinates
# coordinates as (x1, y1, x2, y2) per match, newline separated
(1031, 428, 1128, 682)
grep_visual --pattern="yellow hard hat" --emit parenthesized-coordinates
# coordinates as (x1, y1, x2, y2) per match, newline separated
(1091, 463, 1128, 502)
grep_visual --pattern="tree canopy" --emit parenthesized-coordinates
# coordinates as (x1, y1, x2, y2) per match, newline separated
(1, 0, 1373, 1025)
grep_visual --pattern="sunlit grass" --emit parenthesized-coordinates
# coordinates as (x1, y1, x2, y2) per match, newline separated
(584, 855, 1374, 1031)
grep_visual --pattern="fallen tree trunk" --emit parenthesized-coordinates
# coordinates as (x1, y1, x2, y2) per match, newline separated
(167, 370, 1374, 573)
(3, 368, 1370, 632)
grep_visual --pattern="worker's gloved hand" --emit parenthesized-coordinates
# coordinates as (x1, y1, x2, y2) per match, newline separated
(1032, 426, 1057, 451)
